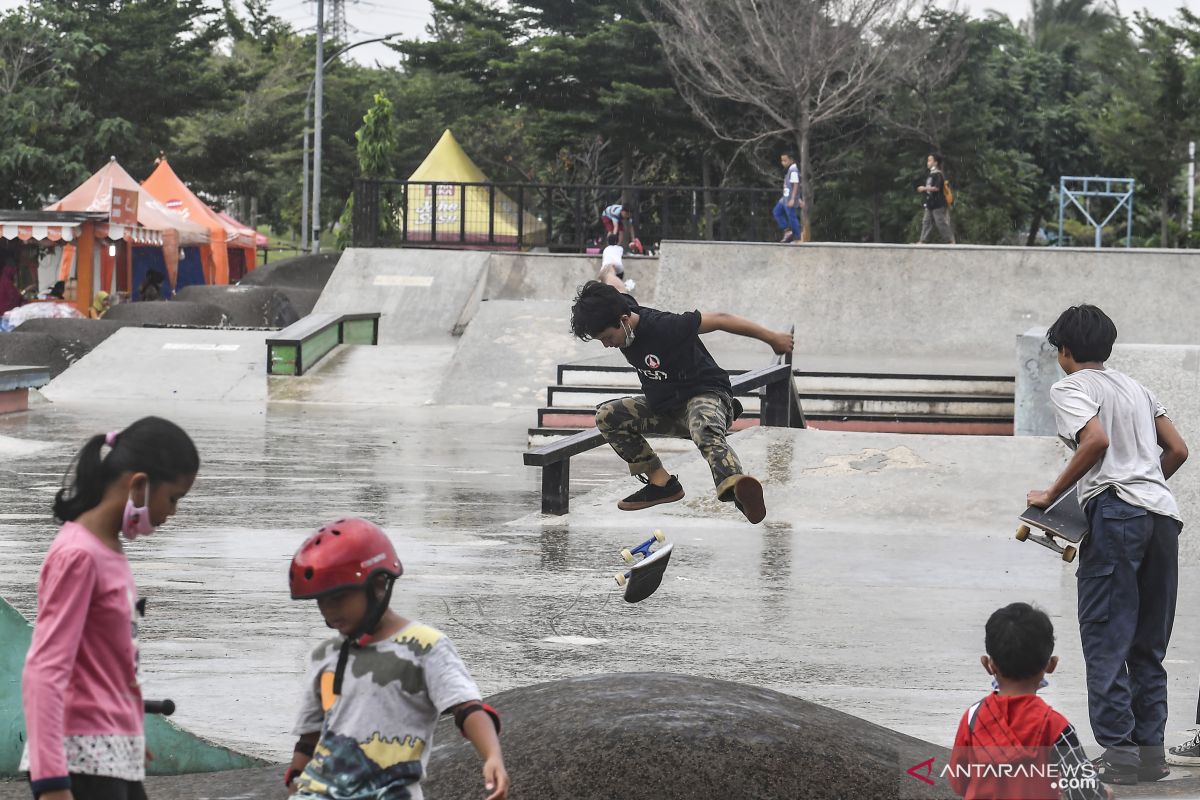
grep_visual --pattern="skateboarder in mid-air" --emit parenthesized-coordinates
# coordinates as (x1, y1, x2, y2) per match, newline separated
(570, 268, 793, 523)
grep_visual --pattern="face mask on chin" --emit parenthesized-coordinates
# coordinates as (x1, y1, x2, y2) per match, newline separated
(620, 319, 635, 348)
(122, 482, 155, 540)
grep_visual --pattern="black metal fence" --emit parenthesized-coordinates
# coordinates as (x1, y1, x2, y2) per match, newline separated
(351, 179, 781, 251)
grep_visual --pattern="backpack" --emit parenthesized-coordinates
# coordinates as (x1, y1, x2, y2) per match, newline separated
(942, 179, 955, 206)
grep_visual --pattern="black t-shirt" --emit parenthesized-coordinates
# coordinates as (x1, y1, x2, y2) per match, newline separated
(923, 171, 946, 210)
(618, 294, 732, 413)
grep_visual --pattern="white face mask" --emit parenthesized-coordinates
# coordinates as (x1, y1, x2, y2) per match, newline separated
(122, 483, 155, 540)
(620, 319, 636, 348)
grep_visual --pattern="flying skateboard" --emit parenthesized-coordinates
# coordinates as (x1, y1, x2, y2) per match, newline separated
(614, 529, 673, 603)
(1016, 487, 1087, 562)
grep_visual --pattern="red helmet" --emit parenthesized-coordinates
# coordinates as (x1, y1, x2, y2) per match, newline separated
(629, 238, 644, 255)
(289, 517, 403, 600)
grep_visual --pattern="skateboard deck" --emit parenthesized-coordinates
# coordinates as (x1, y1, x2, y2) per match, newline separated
(1016, 487, 1087, 562)
(614, 530, 672, 602)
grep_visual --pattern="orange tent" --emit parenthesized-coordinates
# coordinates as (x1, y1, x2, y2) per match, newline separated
(142, 158, 257, 285)
(47, 158, 209, 291)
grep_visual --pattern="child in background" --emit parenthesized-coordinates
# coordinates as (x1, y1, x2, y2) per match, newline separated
(949, 603, 1110, 800)
(21, 417, 200, 800)
(286, 517, 508, 800)
(600, 233, 635, 292)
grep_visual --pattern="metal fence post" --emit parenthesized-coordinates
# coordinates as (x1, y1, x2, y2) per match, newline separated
(488, 184, 495, 245)
(430, 182, 438, 243)
(459, 183, 467, 244)
(517, 184, 525, 249)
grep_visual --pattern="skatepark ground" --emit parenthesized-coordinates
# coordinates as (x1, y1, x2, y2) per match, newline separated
(3, 243, 1200, 798)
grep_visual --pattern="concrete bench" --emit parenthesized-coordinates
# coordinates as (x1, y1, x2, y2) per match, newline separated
(266, 313, 380, 376)
(0, 366, 51, 414)
(524, 337, 805, 515)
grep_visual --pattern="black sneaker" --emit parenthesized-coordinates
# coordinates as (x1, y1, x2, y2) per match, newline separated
(780, 231, 794, 243)
(617, 475, 684, 511)
(1138, 760, 1170, 782)
(1092, 757, 1138, 785)
(1168, 729, 1200, 765)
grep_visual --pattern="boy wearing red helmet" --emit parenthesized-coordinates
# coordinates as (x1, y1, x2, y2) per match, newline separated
(286, 518, 508, 800)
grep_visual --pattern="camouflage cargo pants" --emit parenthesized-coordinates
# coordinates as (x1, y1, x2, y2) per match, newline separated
(594, 392, 744, 500)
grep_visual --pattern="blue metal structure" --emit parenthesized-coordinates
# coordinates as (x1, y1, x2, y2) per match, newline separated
(1058, 176, 1134, 248)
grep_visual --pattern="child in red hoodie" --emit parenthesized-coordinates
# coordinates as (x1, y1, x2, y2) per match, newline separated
(950, 603, 1112, 800)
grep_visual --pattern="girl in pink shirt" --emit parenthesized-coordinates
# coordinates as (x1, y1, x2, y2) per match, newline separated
(22, 417, 199, 800)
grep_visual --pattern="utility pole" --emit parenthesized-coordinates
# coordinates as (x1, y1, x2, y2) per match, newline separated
(1188, 141, 1195, 236)
(312, 0, 325, 253)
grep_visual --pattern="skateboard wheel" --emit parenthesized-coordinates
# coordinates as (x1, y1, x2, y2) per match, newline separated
(1015, 525, 1030, 542)
(1062, 545, 1077, 563)
(652, 529, 665, 543)
(621, 549, 634, 563)
(614, 573, 627, 586)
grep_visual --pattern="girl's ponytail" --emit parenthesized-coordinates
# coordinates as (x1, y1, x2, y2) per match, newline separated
(53, 417, 200, 523)
(53, 434, 112, 522)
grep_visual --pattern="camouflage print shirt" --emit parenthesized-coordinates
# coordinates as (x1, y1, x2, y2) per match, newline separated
(292, 622, 481, 800)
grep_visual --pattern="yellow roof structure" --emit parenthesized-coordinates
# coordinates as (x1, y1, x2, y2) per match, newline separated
(404, 130, 545, 246)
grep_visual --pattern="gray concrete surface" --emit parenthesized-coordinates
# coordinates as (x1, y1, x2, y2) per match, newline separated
(313, 248, 490, 344)
(484, 251, 658, 304)
(2, 411, 1199, 773)
(434, 299, 594, 408)
(173, 285, 299, 329)
(1015, 326, 1060, 436)
(655, 240, 1200, 363)
(41, 328, 270, 404)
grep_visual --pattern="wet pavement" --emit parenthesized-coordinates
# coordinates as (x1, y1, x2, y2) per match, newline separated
(2, 401, 1200, 798)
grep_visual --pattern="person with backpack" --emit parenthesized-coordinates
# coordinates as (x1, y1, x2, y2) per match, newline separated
(917, 152, 956, 244)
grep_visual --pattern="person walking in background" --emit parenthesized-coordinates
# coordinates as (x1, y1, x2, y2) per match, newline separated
(917, 152, 956, 244)
(772, 153, 803, 243)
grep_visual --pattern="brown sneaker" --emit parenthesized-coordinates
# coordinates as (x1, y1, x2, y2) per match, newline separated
(617, 475, 685, 511)
(733, 476, 766, 524)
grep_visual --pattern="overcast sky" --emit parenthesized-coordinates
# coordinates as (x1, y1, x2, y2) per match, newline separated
(0, 0, 1195, 67)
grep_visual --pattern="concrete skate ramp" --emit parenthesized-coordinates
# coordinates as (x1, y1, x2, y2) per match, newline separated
(424, 673, 953, 799)
(104, 300, 229, 328)
(240, 252, 339, 291)
(269, 344, 456, 406)
(435, 299, 594, 407)
(174, 285, 299, 329)
(0, 597, 263, 776)
(239, 252, 339, 317)
(42, 328, 269, 403)
(312, 248, 490, 344)
(0, 319, 133, 377)
(485, 251, 658, 303)
(656, 240, 1200, 362)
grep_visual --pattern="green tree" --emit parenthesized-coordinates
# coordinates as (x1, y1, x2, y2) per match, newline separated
(336, 91, 399, 248)
(1082, 15, 1198, 246)
(0, 8, 93, 206)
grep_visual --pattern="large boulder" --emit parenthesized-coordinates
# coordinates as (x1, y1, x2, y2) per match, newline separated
(103, 300, 229, 328)
(424, 673, 955, 799)
(173, 285, 298, 328)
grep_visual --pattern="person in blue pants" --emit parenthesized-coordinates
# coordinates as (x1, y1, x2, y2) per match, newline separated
(772, 152, 803, 243)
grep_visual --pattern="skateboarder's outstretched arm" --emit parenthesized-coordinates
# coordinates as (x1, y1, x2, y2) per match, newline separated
(698, 312, 793, 355)
(1027, 416, 1109, 509)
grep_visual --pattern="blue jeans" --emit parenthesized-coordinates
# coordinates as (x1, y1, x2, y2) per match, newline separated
(772, 199, 801, 239)
(1079, 489, 1179, 767)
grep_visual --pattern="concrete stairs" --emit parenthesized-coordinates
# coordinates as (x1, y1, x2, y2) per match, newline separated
(528, 364, 1014, 446)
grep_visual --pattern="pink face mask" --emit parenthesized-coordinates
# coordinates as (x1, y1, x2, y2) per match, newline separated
(122, 483, 155, 540)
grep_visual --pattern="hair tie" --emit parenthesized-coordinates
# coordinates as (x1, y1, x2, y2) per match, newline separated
(105, 431, 119, 447)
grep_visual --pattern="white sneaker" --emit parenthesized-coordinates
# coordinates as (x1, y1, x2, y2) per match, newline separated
(1167, 729, 1200, 765)
(624, 279, 636, 292)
